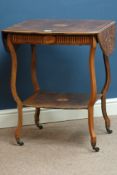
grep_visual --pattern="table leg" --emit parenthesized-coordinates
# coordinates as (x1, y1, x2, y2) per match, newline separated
(31, 45, 43, 129)
(101, 53, 112, 134)
(88, 37, 99, 152)
(34, 108, 43, 129)
(7, 35, 24, 146)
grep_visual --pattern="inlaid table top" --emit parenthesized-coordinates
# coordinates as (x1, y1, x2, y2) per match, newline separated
(3, 19, 115, 35)
(2, 20, 116, 56)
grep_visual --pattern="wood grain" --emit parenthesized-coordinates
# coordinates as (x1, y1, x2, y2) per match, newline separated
(23, 91, 102, 109)
(2, 19, 115, 150)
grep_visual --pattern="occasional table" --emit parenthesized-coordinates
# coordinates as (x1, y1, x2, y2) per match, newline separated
(2, 20, 116, 151)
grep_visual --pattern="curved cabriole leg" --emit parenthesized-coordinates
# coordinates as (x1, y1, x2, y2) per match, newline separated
(88, 37, 99, 152)
(34, 108, 43, 129)
(101, 96, 112, 134)
(7, 34, 24, 146)
(88, 107, 99, 152)
(15, 105, 24, 146)
(31, 45, 40, 92)
(101, 54, 112, 134)
(31, 45, 43, 129)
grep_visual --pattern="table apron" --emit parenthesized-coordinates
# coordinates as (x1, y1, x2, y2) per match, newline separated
(10, 34, 95, 45)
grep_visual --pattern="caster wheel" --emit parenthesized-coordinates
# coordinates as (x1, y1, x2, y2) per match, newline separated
(93, 146, 100, 152)
(16, 138, 24, 146)
(106, 128, 112, 134)
(38, 124, 43, 129)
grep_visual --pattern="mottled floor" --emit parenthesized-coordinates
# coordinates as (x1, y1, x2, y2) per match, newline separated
(0, 116, 117, 175)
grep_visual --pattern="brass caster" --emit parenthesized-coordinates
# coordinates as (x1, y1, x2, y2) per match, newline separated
(16, 138, 24, 146)
(106, 127, 112, 134)
(91, 142, 100, 152)
(36, 123, 43, 129)
(92, 146, 100, 152)
(38, 124, 43, 129)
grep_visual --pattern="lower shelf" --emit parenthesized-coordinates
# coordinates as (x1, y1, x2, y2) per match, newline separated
(23, 91, 102, 109)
